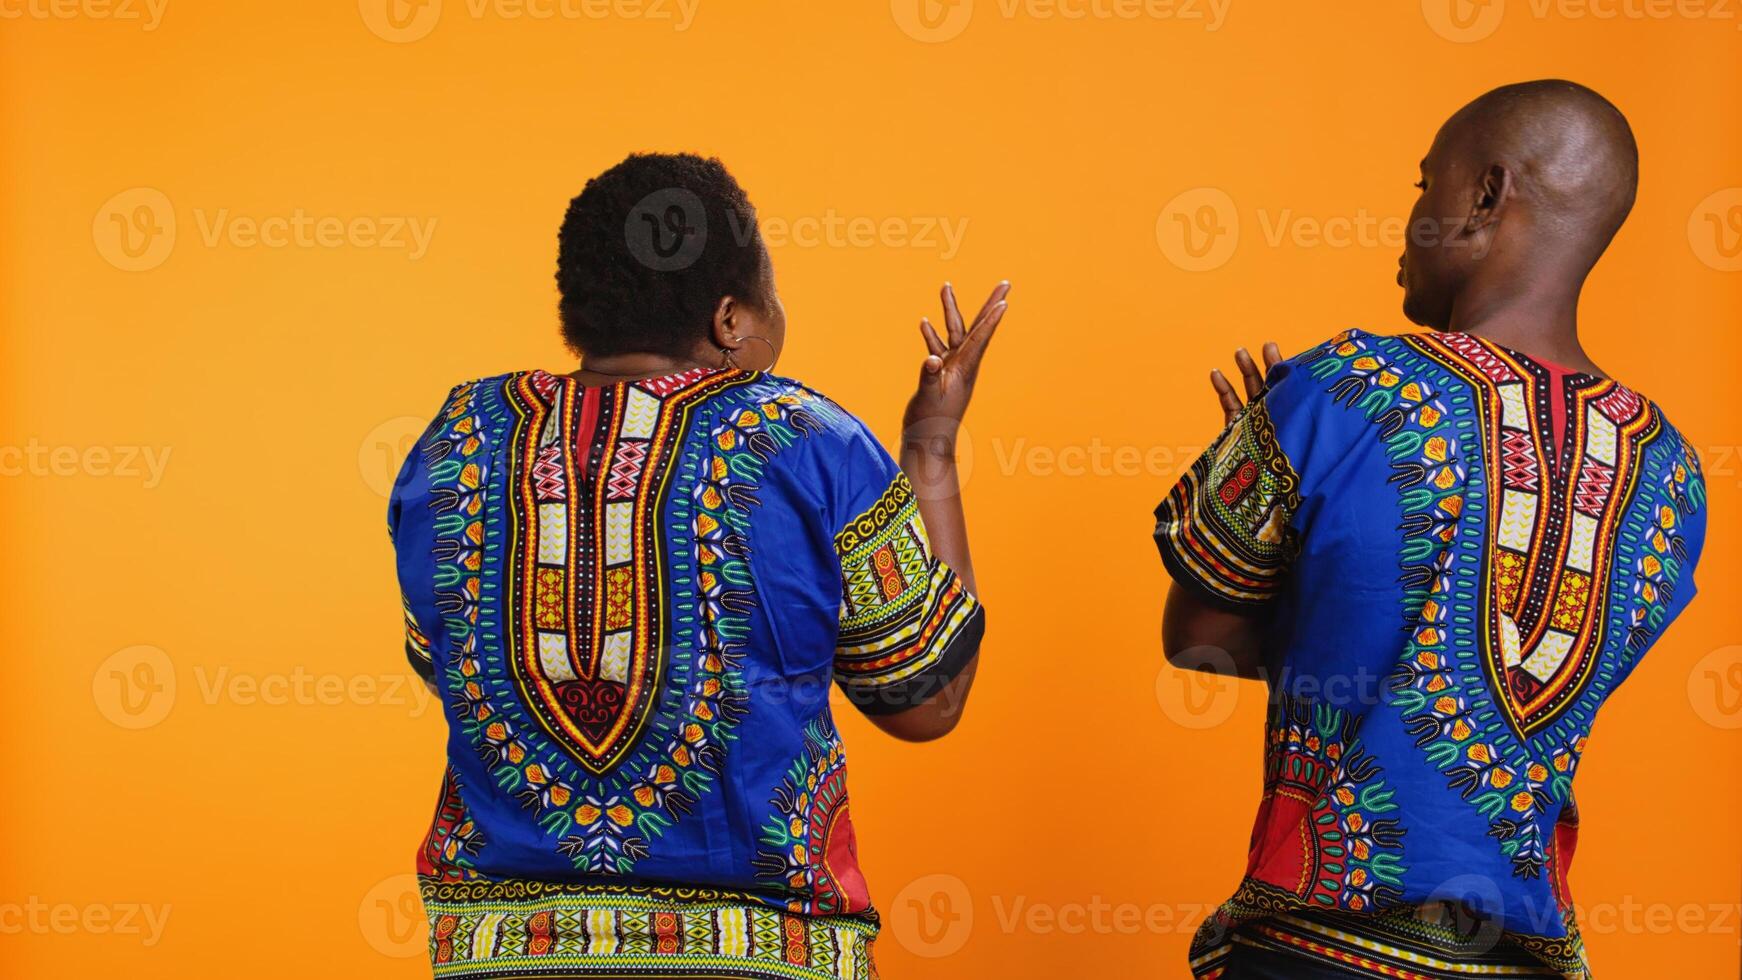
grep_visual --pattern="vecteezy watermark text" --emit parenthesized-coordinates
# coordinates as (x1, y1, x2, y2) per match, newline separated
(0, 0, 167, 29)
(359, 0, 700, 43)
(891, 0, 1231, 43)
(94, 188, 438, 272)
(0, 899, 171, 946)
(0, 440, 172, 488)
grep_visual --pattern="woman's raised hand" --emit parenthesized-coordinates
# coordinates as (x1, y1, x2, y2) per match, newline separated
(902, 281, 1010, 450)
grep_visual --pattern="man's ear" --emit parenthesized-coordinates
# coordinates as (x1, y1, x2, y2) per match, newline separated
(1468, 163, 1513, 234)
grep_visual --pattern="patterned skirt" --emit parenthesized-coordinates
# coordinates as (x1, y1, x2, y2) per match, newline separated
(421, 878, 879, 980)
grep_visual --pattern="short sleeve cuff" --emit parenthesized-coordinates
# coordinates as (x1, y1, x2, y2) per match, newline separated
(838, 596, 984, 716)
(832, 473, 986, 715)
(1152, 400, 1302, 608)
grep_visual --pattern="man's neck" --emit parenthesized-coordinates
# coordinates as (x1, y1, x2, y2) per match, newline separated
(1445, 279, 1604, 377)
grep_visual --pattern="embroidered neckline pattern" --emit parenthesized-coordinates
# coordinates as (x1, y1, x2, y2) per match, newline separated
(1303, 331, 1687, 887)
(421, 371, 841, 878)
(1409, 332, 1658, 742)
(503, 369, 738, 777)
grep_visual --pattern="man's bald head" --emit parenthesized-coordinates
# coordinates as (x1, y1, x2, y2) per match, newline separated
(1399, 80, 1639, 330)
(1439, 79, 1638, 262)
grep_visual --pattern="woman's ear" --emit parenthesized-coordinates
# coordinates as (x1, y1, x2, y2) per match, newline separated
(711, 295, 741, 354)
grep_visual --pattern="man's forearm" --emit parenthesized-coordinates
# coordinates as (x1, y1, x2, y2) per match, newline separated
(1162, 584, 1269, 681)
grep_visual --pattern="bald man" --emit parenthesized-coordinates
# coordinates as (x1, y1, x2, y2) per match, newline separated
(1154, 81, 1708, 979)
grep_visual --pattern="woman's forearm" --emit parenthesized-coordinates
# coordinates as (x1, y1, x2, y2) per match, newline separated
(866, 280, 1005, 740)
(856, 432, 981, 741)
(900, 434, 976, 595)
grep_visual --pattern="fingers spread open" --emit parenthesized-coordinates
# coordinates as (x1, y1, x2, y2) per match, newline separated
(941, 283, 967, 347)
(1211, 368, 1243, 421)
(1262, 341, 1283, 371)
(971, 281, 1012, 329)
(1235, 348, 1265, 400)
(920, 318, 948, 357)
(957, 300, 1006, 367)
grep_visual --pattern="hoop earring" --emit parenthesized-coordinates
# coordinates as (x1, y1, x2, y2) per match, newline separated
(721, 336, 776, 371)
(740, 335, 777, 364)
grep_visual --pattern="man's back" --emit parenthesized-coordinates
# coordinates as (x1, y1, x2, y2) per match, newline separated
(1156, 329, 1707, 977)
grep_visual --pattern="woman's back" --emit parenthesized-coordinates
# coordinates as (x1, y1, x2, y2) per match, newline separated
(390, 366, 984, 978)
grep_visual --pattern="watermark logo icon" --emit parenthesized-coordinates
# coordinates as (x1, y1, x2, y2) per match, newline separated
(94, 188, 176, 272)
(1688, 188, 1742, 272)
(902, 418, 978, 498)
(360, 0, 442, 42)
(1155, 647, 1240, 729)
(1423, 0, 1505, 41)
(892, 0, 973, 42)
(93, 645, 176, 730)
(625, 188, 708, 272)
(359, 874, 426, 957)
(1157, 187, 1238, 272)
(889, 873, 973, 958)
(361, 416, 430, 498)
(1689, 646, 1742, 730)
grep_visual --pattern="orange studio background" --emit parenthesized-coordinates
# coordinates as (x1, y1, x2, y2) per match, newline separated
(2, 2, 1738, 977)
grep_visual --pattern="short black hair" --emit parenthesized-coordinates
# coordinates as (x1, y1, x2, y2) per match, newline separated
(557, 153, 768, 358)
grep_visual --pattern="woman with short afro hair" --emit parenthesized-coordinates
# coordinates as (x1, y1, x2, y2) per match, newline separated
(389, 152, 1008, 980)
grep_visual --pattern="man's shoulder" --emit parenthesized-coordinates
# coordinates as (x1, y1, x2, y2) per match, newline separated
(1274, 328, 1527, 409)
(1282, 329, 1423, 372)
(1275, 329, 1412, 383)
(1640, 405, 1706, 494)
(1262, 329, 1415, 415)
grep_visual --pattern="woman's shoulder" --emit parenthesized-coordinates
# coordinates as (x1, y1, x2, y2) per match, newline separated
(415, 369, 882, 456)
(422, 369, 541, 406)
(719, 372, 891, 469)
(731, 372, 870, 434)
(734, 371, 834, 405)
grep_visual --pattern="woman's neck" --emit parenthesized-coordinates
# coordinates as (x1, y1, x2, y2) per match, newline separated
(572, 349, 717, 385)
